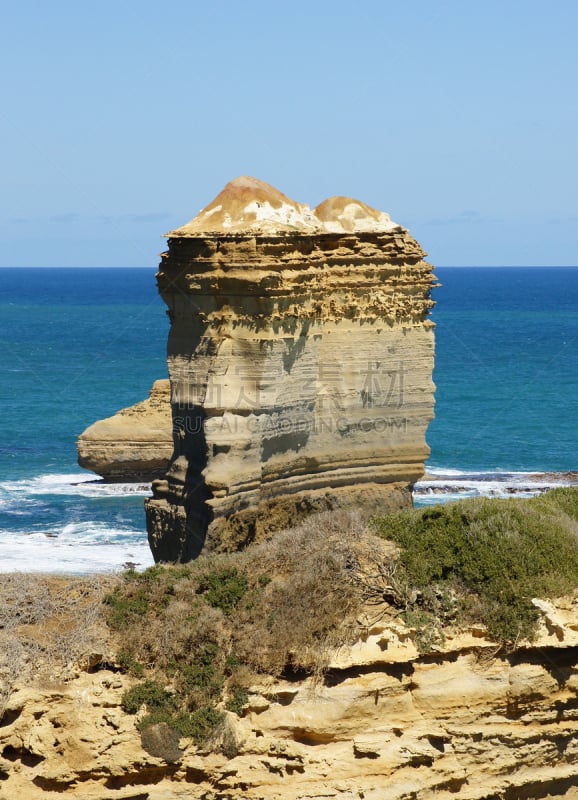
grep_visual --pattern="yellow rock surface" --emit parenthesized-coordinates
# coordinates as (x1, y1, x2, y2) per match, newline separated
(2, 597, 578, 799)
(77, 380, 173, 481)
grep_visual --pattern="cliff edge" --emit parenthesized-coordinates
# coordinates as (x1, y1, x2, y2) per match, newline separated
(2, 570, 578, 800)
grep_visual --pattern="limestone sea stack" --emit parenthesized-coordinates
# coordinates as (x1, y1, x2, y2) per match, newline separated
(145, 177, 436, 562)
(77, 380, 173, 481)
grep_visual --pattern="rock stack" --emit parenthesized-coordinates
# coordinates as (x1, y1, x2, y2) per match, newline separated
(145, 177, 436, 561)
(77, 380, 173, 481)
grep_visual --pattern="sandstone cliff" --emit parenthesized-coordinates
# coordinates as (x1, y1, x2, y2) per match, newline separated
(77, 380, 173, 481)
(145, 177, 436, 562)
(2, 595, 578, 800)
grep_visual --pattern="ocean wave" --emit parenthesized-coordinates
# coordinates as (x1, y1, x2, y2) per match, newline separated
(2, 520, 144, 542)
(414, 468, 578, 502)
(0, 534, 155, 574)
(0, 518, 155, 574)
(0, 473, 151, 500)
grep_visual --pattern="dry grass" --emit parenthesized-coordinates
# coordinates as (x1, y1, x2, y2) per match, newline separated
(106, 511, 396, 682)
(103, 511, 401, 751)
(0, 572, 115, 716)
(232, 510, 395, 675)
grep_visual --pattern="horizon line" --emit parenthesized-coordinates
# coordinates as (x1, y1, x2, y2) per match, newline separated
(1, 264, 577, 270)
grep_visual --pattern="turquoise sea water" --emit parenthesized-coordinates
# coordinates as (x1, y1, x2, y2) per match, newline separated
(0, 266, 577, 572)
(429, 267, 578, 471)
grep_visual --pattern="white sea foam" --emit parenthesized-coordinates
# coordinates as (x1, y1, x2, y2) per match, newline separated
(0, 531, 155, 574)
(424, 467, 468, 477)
(414, 468, 577, 504)
(0, 519, 155, 573)
(0, 472, 155, 573)
(0, 473, 151, 499)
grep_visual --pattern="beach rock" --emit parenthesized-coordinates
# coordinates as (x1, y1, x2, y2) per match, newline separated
(3, 595, 578, 800)
(145, 176, 437, 561)
(77, 379, 173, 481)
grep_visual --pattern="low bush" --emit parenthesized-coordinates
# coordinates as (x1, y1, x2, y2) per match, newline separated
(137, 706, 224, 747)
(105, 492, 578, 757)
(121, 680, 176, 715)
(226, 686, 249, 716)
(372, 490, 578, 644)
(105, 512, 373, 753)
(196, 568, 248, 615)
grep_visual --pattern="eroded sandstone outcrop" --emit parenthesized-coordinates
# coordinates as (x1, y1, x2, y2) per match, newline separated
(2, 597, 578, 800)
(145, 177, 436, 561)
(77, 380, 173, 481)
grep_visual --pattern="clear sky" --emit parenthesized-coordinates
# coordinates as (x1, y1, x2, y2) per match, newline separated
(1, 0, 577, 267)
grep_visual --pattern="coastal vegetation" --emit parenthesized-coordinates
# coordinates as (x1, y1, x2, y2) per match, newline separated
(0, 572, 114, 717)
(2, 490, 578, 760)
(373, 487, 578, 645)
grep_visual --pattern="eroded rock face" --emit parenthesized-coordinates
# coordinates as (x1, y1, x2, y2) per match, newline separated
(145, 177, 436, 561)
(77, 380, 173, 481)
(2, 600, 578, 800)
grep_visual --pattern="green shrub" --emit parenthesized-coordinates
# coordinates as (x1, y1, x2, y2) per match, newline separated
(103, 585, 151, 630)
(172, 706, 224, 745)
(196, 569, 249, 615)
(121, 680, 177, 715)
(104, 564, 176, 630)
(177, 642, 224, 703)
(226, 687, 249, 716)
(401, 608, 442, 653)
(535, 487, 578, 522)
(117, 649, 145, 677)
(373, 491, 578, 644)
(137, 707, 223, 749)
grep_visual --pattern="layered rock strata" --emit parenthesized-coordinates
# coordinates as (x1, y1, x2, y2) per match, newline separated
(2, 598, 578, 800)
(77, 380, 173, 481)
(145, 177, 436, 561)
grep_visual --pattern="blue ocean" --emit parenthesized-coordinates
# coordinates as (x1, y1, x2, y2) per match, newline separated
(1, 267, 577, 573)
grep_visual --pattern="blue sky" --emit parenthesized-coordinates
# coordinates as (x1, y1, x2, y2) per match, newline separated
(1, 0, 577, 267)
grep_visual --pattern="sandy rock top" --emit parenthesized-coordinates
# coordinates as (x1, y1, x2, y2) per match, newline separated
(168, 175, 399, 236)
